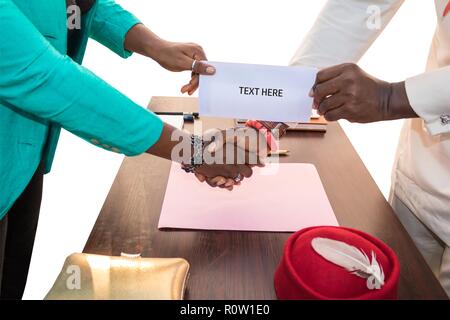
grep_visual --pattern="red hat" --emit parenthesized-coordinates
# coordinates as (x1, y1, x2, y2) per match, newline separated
(274, 226, 400, 300)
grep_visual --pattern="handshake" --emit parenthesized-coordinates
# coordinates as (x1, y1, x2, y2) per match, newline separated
(175, 126, 281, 191)
(146, 117, 287, 191)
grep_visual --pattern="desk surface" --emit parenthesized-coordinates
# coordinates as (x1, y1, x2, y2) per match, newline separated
(84, 96, 447, 300)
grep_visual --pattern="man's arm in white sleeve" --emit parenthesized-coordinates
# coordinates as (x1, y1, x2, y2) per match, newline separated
(290, 0, 405, 68)
(405, 67, 450, 135)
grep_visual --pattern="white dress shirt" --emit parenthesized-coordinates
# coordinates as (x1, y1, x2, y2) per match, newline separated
(290, 0, 450, 245)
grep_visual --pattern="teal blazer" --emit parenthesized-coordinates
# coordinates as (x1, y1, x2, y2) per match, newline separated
(0, 0, 164, 218)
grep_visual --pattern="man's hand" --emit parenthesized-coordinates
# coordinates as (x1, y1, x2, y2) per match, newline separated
(311, 63, 417, 123)
(124, 24, 215, 95)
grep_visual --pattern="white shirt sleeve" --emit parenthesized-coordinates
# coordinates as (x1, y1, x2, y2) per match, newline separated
(405, 66, 450, 135)
(289, 0, 405, 68)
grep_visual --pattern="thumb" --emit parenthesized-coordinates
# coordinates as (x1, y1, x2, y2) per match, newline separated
(192, 60, 216, 75)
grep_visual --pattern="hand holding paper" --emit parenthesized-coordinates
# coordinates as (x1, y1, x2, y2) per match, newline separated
(199, 62, 317, 122)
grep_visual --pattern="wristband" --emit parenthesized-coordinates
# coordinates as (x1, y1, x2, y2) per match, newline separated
(181, 135, 204, 173)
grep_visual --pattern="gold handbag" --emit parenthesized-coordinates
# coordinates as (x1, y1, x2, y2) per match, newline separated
(45, 253, 189, 300)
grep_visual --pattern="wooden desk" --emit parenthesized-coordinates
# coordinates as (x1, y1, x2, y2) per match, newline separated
(84, 96, 447, 300)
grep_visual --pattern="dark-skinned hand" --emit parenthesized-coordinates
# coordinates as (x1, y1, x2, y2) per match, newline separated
(311, 63, 417, 123)
(194, 127, 268, 191)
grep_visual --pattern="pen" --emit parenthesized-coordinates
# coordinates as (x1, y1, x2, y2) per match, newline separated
(155, 112, 199, 122)
(268, 150, 290, 156)
(155, 112, 199, 118)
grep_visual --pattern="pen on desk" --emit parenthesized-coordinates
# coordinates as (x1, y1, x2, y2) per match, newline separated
(155, 112, 199, 117)
(268, 150, 290, 156)
(155, 111, 199, 122)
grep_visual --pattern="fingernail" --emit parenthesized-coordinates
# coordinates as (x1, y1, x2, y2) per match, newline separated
(309, 88, 314, 97)
(216, 178, 226, 186)
(206, 66, 216, 74)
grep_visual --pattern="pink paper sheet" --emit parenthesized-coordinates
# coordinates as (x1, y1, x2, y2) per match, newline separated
(158, 163, 338, 232)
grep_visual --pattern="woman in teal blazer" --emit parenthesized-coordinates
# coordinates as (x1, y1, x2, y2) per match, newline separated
(0, 0, 258, 299)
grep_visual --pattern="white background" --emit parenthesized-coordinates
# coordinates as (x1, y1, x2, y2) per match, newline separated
(23, 0, 436, 299)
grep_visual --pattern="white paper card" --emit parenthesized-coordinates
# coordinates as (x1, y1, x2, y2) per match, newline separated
(199, 62, 317, 122)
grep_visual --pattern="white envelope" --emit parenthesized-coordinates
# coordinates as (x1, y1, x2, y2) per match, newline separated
(199, 61, 317, 122)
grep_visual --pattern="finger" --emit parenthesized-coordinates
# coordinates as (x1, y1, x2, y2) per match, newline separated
(181, 78, 194, 94)
(224, 178, 236, 190)
(217, 178, 232, 189)
(313, 77, 342, 107)
(318, 93, 346, 115)
(195, 173, 206, 182)
(217, 178, 237, 191)
(192, 60, 216, 75)
(209, 176, 227, 186)
(315, 63, 348, 84)
(224, 179, 235, 188)
(206, 179, 218, 188)
(179, 52, 214, 75)
(323, 106, 348, 122)
(237, 165, 253, 178)
(181, 83, 190, 94)
(188, 45, 216, 75)
(181, 74, 199, 95)
(188, 74, 199, 95)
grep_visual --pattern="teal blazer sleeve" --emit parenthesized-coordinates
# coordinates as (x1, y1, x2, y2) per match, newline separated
(0, 0, 163, 156)
(90, 0, 140, 58)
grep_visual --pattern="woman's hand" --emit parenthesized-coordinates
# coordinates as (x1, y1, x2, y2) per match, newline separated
(124, 24, 215, 95)
(151, 40, 216, 95)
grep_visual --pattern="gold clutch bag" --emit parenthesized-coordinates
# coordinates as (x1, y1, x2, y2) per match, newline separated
(45, 253, 190, 300)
